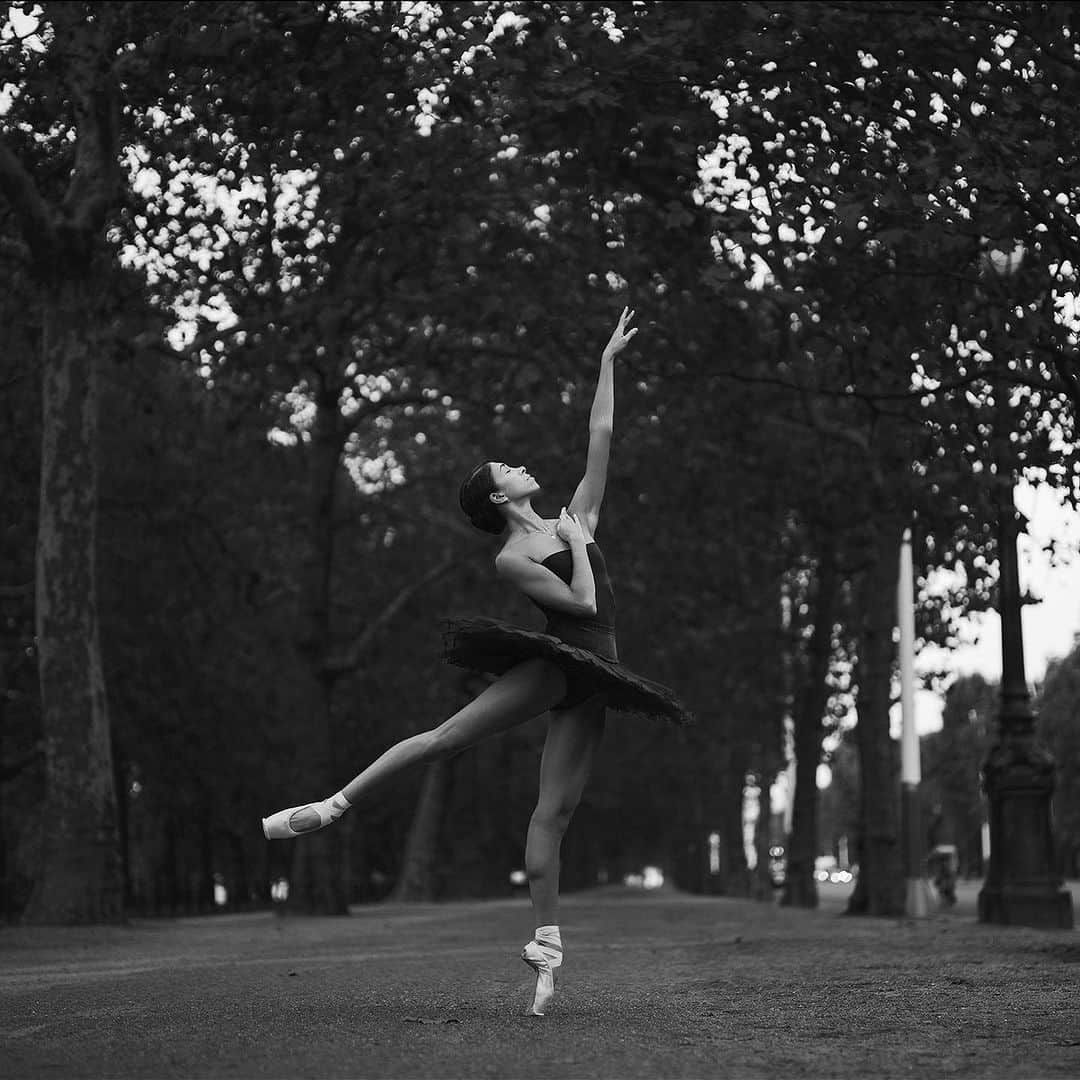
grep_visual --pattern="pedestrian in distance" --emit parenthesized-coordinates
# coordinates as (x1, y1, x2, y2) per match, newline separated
(262, 306, 693, 1016)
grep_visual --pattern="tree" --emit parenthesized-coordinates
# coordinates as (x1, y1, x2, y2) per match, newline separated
(0, 250, 42, 919)
(920, 673, 997, 877)
(6, 0, 1076, 922)
(1035, 647, 1080, 877)
(701, 0, 1080, 914)
(0, 3, 132, 922)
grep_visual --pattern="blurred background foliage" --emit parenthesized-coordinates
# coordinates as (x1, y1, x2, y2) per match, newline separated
(1, 0, 1078, 921)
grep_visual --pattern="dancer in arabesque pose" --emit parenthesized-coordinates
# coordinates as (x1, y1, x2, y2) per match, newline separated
(262, 307, 693, 1016)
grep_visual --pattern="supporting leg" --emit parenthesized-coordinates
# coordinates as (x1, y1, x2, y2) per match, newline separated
(525, 696, 606, 925)
(521, 695, 605, 1015)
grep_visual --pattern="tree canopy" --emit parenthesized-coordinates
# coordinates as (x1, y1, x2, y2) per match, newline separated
(1, 0, 1077, 921)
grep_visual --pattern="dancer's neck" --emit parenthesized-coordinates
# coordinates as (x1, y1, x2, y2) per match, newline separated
(504, 501, 553, 540)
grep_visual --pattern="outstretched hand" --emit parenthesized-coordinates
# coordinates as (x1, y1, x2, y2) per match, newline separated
(601, 307, 637, 362)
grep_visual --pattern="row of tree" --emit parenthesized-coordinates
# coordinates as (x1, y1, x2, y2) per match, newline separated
(1, 2, 1078, 922)
(822, 656, 1080, 882)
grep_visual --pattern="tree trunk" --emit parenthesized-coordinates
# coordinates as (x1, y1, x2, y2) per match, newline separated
(781, 544, 838, 908)
(287, 681, 349, 915)
(392, 757, 455, 901)
(288, 382, 349, 914)
(847, 526, 906, 917)
(164, 818, 179, 916)
(751, 766, 780, 900)
(231, 832, 251, 909)
(22, 278, 122, 924)
(113, 740, 134, 911)
(0, 721, 7, 920)
(750, 577, 788, 901)
(199, 806, 215, 914)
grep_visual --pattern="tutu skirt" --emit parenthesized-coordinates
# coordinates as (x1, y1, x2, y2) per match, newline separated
(442, 615, 693, 725)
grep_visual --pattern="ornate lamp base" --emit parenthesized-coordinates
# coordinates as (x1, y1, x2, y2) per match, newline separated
(978, 740, 1074, 930)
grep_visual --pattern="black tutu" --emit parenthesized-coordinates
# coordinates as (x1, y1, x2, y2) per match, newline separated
(442, 615, 694, 725)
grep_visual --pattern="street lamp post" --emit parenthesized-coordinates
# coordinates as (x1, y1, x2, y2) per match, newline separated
(976, 244, 1073, 929)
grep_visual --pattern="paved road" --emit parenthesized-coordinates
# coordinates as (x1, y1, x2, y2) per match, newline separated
(2, 885, 1077, 1078)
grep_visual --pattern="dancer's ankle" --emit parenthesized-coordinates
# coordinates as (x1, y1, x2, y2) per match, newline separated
(534, 924, 562, 951)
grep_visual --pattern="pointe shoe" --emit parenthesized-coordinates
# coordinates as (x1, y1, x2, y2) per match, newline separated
(521, 940, 563, 1016)
(262, 795, 348, 840)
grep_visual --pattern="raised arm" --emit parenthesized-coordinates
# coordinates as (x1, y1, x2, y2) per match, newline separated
(567, 307, 637, 536)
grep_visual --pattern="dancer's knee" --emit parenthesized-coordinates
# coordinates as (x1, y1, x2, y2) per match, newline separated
(420, 726, 451, 762)
(423, 719, 474, 761)
(530, 801, 576, 841)
(525, 807, 573, 883)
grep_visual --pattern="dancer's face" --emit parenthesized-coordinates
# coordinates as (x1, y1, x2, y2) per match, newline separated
(490, 462, 541, 502)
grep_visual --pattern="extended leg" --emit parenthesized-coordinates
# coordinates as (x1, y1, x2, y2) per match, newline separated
(263, 659, 566, 838)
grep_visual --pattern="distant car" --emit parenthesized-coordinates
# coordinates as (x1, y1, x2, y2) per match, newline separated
(769, 846, 786, 887)
(623, 866, 666, 890)
(814, 865, 853, 884)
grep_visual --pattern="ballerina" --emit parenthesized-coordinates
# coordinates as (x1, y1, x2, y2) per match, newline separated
(262, 307, 692, 1016)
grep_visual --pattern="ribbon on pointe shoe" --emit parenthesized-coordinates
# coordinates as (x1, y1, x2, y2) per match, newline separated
(521, 940, 563, 1016)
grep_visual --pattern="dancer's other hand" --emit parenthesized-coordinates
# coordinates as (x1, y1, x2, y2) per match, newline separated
(601, 306, 637, 363)
(556, 507, 587, 544)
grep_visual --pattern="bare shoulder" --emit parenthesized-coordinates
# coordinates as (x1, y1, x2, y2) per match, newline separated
(494, 547, 536, 588)
(494, 545, 525, 570)
(495, 528, 568, 578)
(495, 537, 534, 567)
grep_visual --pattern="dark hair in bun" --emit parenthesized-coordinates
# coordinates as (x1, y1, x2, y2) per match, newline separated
(459, 462, 506, 535)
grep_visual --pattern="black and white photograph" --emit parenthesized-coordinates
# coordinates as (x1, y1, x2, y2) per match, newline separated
(1, 2, 1078, 1077)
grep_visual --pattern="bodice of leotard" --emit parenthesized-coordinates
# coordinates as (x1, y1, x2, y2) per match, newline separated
(528, 542, 617, 660)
